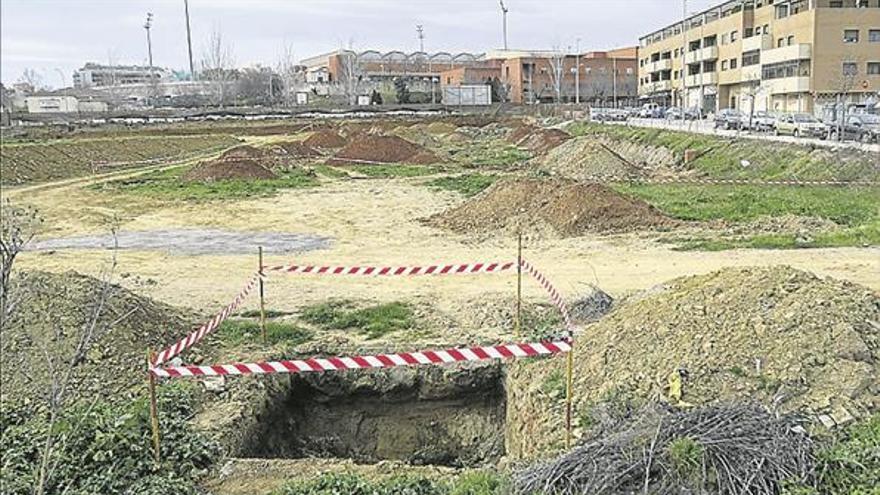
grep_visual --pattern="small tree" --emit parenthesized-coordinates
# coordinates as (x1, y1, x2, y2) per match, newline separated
(831, 57, 860, 141)
(546, 48, 566, 103)
(394, 78, 410, 104)
(337, 50, 363, 105)
(0, 200, 41, 325)
(200, 27, 236, 106)
(276, 42, 301, 106)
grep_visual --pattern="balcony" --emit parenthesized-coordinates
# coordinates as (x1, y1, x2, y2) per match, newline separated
(741, 65, 761, 82)
(641, 80, 673, 94)
(742, 34, 771, 52)
(762, 43, 812, 65)
(684, 46, 719, 64)
(766, 76, 811, 95)
(648, 59, 673, 73)
(686, 72, 718, 87)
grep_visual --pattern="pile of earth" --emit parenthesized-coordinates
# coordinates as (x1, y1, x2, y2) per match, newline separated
(303, 130, 348, 149)
(507, 124, 539, 144)
(425, 178, 674, 237)
(540, 136, 644, 181)
(0, 270, 194, 404)
(506, 266, 880, 458)
(327, 134, 440, 165)
(272, 140, 322, 159)
(182, 158, 276, 182)
(511, 127, 571, 155)
(447, 123, 511, 143)
(218, 145, 270, 160)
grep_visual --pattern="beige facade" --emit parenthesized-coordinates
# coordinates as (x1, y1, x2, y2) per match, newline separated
(638, 0, 880, 115)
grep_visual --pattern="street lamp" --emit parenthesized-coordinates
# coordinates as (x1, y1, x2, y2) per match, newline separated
(144, 12, 154, 69)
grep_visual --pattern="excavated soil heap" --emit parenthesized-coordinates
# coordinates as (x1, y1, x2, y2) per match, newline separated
(506, 266, 880, 459)
(507, 124, 539, 144)
(272, 141, 322, 159)
(426, 178, 673, 237)
(328, 134, 440, 165)
(219, 145, 270, 160)
(515, 128, 572, 155)
(303, 130, 348, 149)
(182, 159, 277, 182)
(540, 136, 643, 182)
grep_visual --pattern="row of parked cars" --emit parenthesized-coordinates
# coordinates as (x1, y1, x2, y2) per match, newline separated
(713, 109, 880, 143)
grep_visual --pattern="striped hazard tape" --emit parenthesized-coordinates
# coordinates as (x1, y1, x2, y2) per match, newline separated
(153, 273, 261, 366)
(263, 261, 515, 276)
(520, 259, 575, 334)
(150, 339, 571, 378)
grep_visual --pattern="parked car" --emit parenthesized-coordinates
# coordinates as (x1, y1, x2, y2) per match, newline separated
(774, 113, 826, 138)
(714, 109, 749, 130)
(664, 107, 702, 120)
(751, 111, 777, 132)
(638, 103, 664, 118)
(827, 114, 880, 143)
(665, 107, 684, 120)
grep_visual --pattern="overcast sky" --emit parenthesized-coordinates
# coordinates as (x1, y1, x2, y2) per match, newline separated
(1, 0, 719, 87)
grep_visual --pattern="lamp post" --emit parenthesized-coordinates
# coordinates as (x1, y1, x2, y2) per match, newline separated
(144, 13, 154, 69)
(575, 38, 581, 104)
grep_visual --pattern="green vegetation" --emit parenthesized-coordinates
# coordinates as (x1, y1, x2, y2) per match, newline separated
(0, 134, 241, 185)
(783, 414, 880, 495)
(349, 164, 441, 178)
(238, 309, 291, 318)
(428, 174, 498, 197)
(449, 141, 530, 169)
(275, 471, 508, 495)
(95, 166, 319, 200)
(0, 383, 217, 495)
(311, 164, 350, 178)
(566, 122, 879, 183)
(217, 319, 312, 346)
(541, 369, 566, 398)
(668, 437, 705, 480)
(300, 301, 414, 339)
(614, 183, 880, 249)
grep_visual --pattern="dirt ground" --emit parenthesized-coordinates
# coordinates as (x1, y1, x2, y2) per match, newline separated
(8, 175, 879, 320)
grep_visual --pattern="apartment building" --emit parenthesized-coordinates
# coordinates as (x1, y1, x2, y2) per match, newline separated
(638, 0, 880, 114)
(73, 63, 172, 88)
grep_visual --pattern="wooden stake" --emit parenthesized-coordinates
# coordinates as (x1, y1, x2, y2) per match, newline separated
(258, 246, 267, 344)
(565, 342, 574, 449)
(147, 349, 161, 463)
(515, 232, 522, 338)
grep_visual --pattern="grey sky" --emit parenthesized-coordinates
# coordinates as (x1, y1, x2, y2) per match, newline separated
(1, 0, 718, 87)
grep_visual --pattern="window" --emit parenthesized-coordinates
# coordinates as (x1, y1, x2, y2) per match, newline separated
(730, 58, 738, 69)
(843, 62, 858, 76)
(787, 35, 795, 45)
(868, 62, 880, 75)
(626, 67, 634, 75)
(869, 30, 880, 43)
(777, 38, 785, 47)
(745, 27, 754, 38)
(763, 24, 769, 34)
(731, 30, 738, 42)
(844, 29, 860, 43)
(763, 60, 810, 79)
(830, 0, 843, 6)
(776, 3, 789, 18)
(722, 60, 729, 70)
(742, 50, 760, 66)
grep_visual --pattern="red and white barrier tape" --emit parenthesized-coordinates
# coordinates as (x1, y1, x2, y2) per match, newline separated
(150, 339, 571, 378)
(263, 261, 515, 276)
(153, 273, 261, 366)
(520, 259, 575, 334)
(628, 177, 879, 187)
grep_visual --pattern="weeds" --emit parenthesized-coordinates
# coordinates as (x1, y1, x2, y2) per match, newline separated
(428, 174, 498, 197)
(276, 471, 508, 495)
(217, 319, 312, 346)
(349, 164, 441, 178)
(300, 301, 414, 339)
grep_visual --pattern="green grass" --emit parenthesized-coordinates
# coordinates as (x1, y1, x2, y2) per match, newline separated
(447, 140, 531, 169)
(94, 166, 318, 200)
(217, 319, 313, 346)
(428, 174, 498, 197)
(312, 164, 350, 178)
(275, 471, 508, 495)
(300, 301, 415, 339)
(614, 183, 880, 249)
(566, 121, 879, 183)
(349, 164, 441, 178)
(237, 309, 291, 318)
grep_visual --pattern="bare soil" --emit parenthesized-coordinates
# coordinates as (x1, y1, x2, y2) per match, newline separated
(182, 159, 277, 182)
(425, 178, 675, 237)
(303, 130, 348, 149)
(328, 134, 439, 165)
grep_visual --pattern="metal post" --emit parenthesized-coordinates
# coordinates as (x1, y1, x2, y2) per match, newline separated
(147, 350, 161, 463)
(259, 246, 267, 344)
(575, 38, 581, 105)
(184, 0, 195, 80)
(565, 343, 574, 449)
(612, 56, 617, 108)
(681, 0, 687, 128)
(515, 232, 522, 338)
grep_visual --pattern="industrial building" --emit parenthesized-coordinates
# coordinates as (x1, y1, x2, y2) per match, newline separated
(73, 63, 172, 88)
(638, 0, 880, 114)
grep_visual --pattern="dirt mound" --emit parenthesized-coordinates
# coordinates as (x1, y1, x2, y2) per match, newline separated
(303, 130, 347, 149)
(272, 140, 322, 159)
(0, 271, 193, 404)
(506, 124, 538, 144)
(220, 145, 269, 160)
(425, 179, 673, 237)
(573, 266, 880, 417)
(425, 121, 457, 135)
(541, 137, 643, 181)
(328, 134, 439, 165)
(516, 128, 571, 155)
(182, 159, 277, 182)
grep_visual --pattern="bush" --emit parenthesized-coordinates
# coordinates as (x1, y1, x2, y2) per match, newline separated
(0, 383, 218, 495)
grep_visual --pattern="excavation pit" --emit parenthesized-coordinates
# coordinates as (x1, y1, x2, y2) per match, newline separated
(241, 363, 506, 468)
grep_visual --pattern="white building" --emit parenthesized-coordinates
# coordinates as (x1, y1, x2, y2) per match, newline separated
(73, 63, 172, 88)
(25, 96, 78, 113)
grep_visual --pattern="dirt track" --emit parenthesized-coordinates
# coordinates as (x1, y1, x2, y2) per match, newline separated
(13, 178, 879, 317)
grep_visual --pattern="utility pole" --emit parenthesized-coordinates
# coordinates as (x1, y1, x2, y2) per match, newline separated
(184, 0, 195, 80)
(680, 0, 687, 126)
(416, 24, 425, 53)
(575, 37, 581, 104)
(499, 0, 509, 50)
(144, 12, 154, 68)
(612, 56, 617, 108)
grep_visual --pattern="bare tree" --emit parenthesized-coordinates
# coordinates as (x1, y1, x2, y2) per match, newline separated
(546, 48, 566, 104)
(337, 49, 363, 106)
(200, 27, 236, 106)
(276, 42, 301, 106)
(0, 200, 41, 326)
(18, 68, 44, 92)
(831, 56, 860, 141)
